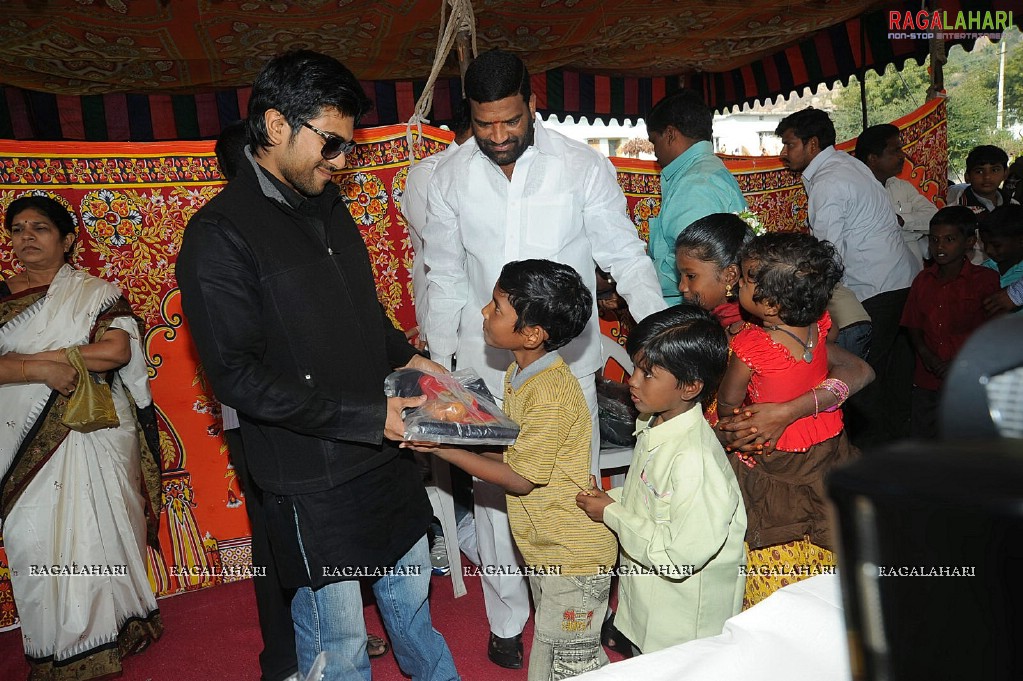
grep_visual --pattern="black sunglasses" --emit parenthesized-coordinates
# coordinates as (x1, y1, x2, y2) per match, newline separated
(302, 121, 356, 160)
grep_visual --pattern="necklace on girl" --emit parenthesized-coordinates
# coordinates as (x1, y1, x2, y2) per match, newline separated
(767, 322, 816, 363)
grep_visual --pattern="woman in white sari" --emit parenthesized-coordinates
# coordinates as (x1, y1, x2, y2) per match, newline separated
(1, 196, 162, 680)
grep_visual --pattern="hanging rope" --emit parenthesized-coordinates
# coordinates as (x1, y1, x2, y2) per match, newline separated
(405, 0, 477, 164)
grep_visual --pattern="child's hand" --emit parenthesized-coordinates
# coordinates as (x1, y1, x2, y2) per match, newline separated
(984, 289, 1018, 316)
(399, 440, 454, 457)
(576, 476, 614, 522)
(718, 404, 789, 455)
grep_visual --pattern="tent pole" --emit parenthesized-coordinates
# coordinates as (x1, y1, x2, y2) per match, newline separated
(858, 18, 868, 130)
(859, 77, 868, 130)
(926, 36, 946, 100)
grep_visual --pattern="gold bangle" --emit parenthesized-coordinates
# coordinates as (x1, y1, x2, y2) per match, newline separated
(21, 360, 28, 383)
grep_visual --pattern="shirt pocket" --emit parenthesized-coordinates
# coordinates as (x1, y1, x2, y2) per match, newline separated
(947, 287, 988, 334)
(524, 196, 574, 251)
(651, 491, 673, 524)
(639, 465, 673, 523)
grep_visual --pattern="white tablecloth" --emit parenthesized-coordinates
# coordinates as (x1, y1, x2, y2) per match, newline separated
(574, 573, 853, 680)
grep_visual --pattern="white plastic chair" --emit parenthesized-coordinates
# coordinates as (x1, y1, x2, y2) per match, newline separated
(599, 335, 635, 487)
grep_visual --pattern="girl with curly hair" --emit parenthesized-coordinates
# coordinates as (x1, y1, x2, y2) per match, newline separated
(716, 232, 861, 607)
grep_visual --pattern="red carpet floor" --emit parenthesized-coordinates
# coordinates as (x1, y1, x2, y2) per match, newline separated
(0, 570, 625, 680)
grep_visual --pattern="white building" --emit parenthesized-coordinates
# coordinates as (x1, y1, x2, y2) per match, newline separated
(541, 87, 833, 160)
(542, 115, 652, 158)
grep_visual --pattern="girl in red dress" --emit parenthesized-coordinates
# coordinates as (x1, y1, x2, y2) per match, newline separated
(716, 232, 860, 607)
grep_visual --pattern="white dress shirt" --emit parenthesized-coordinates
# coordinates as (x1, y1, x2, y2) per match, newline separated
(802, 146, 921, 302)
(422, 116, 666, 393)
(886, 176, 937, 234)
(401, 141, 460, 341)
(885, 176, 937, 261)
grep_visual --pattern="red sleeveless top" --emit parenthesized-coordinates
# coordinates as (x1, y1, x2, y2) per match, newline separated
(729, 312, 842, 452)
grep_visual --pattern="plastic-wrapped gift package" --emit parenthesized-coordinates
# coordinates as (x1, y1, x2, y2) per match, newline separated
(383, 368, 520, 445)
(596, 377, 639, 447)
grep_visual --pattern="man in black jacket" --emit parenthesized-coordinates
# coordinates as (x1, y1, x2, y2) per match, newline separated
(177, 50, 459, 681)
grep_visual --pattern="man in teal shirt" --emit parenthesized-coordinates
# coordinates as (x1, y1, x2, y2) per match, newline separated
(647, 90, 747, 303)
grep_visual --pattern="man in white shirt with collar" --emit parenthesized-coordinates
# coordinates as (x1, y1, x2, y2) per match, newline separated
(422, 49, 665, 669)
(776, 107, 921, 447)
(854, 123, 937, 263)
(401, 100, 473, 349)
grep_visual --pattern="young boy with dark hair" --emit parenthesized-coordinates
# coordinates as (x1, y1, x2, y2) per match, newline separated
(949, 145, 1017, 213)
(973, 204, 1023, 286)
(576, 304, 746, 653)
(901, 207, 1001, 437)
(407, 259, 617, 680)
(979, 205, 1023, 300)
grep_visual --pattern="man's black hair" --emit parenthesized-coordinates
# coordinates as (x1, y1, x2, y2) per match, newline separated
(675, 213, 755, 270)
(247, 50, 372, 152)
(451, 98, 472, 136)
(464, 50, 531, 105)
(930, 206, 979, 240)
(775, 107, 836, 149)
(215, 120, 248, 181)
(854, 123, 899, 161)
(739, 233, 844, 327)
(625, 303, 728, 400)
(646, 89, 713, 141)
(497, 259, 591, 351)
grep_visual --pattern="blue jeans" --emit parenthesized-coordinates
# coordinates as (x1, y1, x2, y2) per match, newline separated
(292, 531, 459, 681)
(835, 321, 872, 360)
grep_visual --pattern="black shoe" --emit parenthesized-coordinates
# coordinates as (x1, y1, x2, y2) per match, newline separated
(488, 632, 523, 669)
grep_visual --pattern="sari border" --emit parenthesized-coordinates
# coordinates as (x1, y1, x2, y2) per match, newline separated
(0, 391, 70, 520)
(25, 609, 164, 680)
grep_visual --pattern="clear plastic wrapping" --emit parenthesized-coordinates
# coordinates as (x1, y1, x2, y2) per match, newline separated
(596, 377, 639, 447)
(384, 368, 520, 445)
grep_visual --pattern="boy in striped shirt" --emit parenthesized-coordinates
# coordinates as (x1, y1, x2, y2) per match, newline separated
(406, 259, 616, 680)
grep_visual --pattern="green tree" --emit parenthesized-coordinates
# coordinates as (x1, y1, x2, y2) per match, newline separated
(944, 30, 1023, 177)
(831, 28, 1023, 180)
(1004, 43, 1023, 122)
(832, 61, 930, 143)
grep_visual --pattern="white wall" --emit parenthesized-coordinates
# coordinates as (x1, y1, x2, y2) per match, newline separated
(712, 112, 785, 156)
(541, 113, 783, 159)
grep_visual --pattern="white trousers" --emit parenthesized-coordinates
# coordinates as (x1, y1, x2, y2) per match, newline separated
(475, 371, 599, 636)
(580, 372, 599, 477)
(473, 478, 530, 638)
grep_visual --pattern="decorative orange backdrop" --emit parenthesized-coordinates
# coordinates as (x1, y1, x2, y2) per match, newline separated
(0, 99, 944, 628)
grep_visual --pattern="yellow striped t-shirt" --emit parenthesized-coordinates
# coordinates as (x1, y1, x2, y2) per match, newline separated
(503, 353, 617, 575)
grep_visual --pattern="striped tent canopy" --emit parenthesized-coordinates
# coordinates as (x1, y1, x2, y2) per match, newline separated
(0, 0, 1018, 140)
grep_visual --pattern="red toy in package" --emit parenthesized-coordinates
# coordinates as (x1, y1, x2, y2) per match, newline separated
(384, 368, 520, 445)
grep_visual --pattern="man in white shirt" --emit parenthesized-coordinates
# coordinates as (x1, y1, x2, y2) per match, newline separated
(776, 108, 921, 446)
(854, 123, 937, 262)
(422, 49, 665, 668)
(401, 102, 473, 349)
